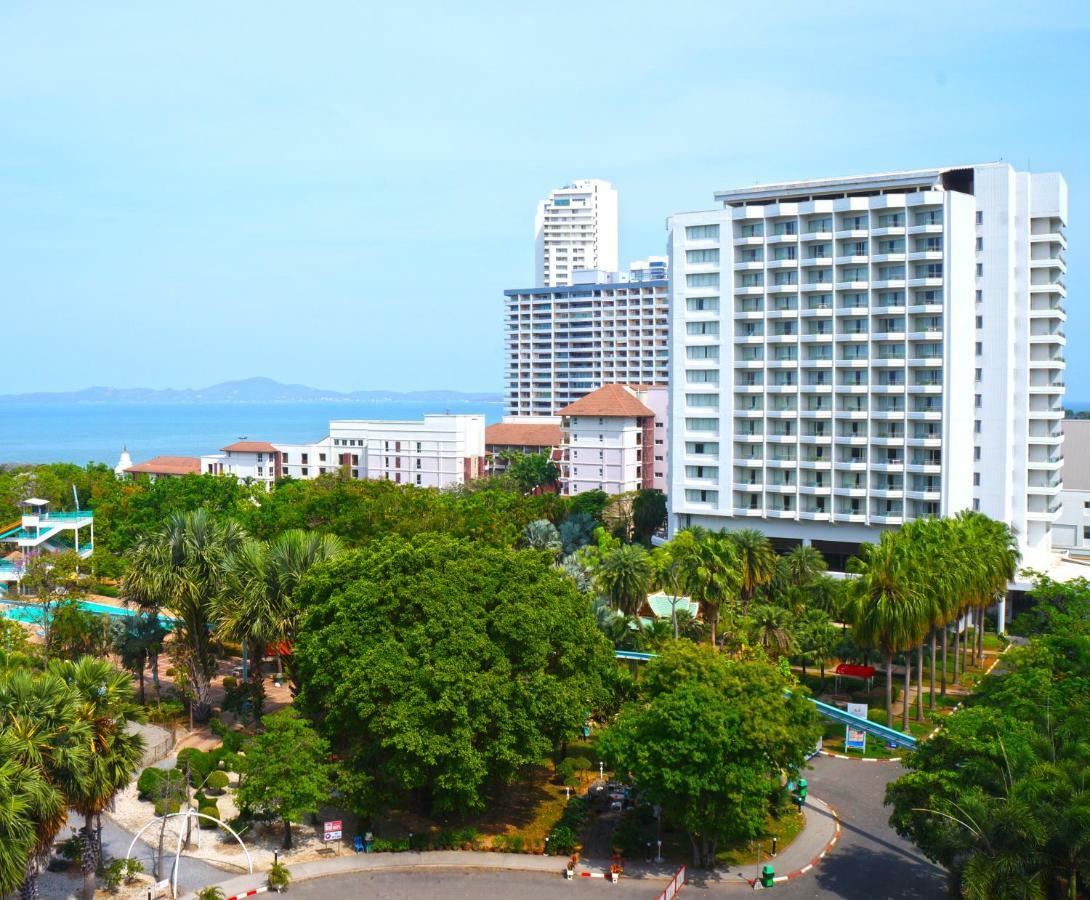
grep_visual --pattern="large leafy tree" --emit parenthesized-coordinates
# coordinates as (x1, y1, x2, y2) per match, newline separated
(500, 450, 560, 494)
(599, 642, 819, 868)
(124, 509, 246, 721)
(236, 708, 333, 850)
(292, 534, 613, 816)
(50, 658, 146, 900)
(631, 489, 667, 545)
(887, 580, 1090, 898)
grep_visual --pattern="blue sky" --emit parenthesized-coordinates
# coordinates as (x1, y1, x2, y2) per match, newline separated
(2, 1, 1088, 398)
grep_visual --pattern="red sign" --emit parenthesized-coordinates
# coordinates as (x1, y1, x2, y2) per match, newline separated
(835, 663, 876, 679)
(323, 820, 342, 841)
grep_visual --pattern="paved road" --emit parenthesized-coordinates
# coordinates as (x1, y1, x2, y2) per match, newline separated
(276, 757, 944, 899)
(775, 754, 946, 900)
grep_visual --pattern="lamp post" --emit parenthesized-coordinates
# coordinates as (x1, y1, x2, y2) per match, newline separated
(653, 805, 663, 863)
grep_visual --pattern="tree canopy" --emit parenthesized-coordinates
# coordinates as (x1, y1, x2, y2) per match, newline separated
(292, 533, 614, 815)
(598, 642, 819, 868)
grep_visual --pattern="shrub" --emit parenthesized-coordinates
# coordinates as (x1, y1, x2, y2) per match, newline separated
(555, 759, 575, 782)
(57, 836, 82, 864)
(432, 827, 480, 850)
(494, 835, 524, 854)
(197, 888, 225, 900)
(555, 796, 589, 833)
(103, 858, 143, 893)
(198, 802, 221, 826)
(370, 838, 409, 852)
(547, 825, 579, 856)
(154, 797, 182, 817)
(137, 766, 166, 799)
(267, 861, 291, 892)
(177, 747, 217, 784)
(206, 771, 230, 793)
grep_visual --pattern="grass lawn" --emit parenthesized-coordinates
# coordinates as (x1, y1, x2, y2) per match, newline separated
(716, 810, 805, 867)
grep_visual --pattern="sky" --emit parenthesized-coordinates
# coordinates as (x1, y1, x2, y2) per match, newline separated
(2, 1, 1088, 398)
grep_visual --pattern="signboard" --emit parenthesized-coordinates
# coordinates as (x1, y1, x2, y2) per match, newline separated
(845, 702, 868, 752)
(323, 820, 343, 842)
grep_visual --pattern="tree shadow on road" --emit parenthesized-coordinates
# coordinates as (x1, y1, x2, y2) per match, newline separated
(810, 844, 946, 899)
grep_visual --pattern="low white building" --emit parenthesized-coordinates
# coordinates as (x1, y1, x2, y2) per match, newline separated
(557, 384, 668, 496)
(1054, 419, 1090, 554)
(200, 415, 486, 490)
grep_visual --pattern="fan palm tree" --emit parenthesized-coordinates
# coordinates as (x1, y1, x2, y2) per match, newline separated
(124, 509, 246, 722)
(594, 543, 653, 616)
(679, 532, 740, 649)
(524, 519, 562, 558)
(726, 529, 777, 613)
(0, 669, 91, 900)
(781, 544, 827, 587)
(0, 736, 52, 897)
(748, 603, 794, 657)
(216, 530, 344, 684)
(652, 530, 701, 640)
(50, 658, 146, 900)
(848, 534, 924, 727)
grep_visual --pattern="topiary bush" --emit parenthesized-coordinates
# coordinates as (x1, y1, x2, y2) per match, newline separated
(137, 766, 166, 799)
(205, 770, 229, 794)
(176, 747, 218, 785)
(198, 803, 220, 827)
(154, 797, 182, 817)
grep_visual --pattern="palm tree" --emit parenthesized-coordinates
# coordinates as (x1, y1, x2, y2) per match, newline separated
(781, 544, 827, 587)
(848, 534, 924, 727)
(594, 543, 652, 617)
(679, 532, 740, 649)
(726, 529, 777, 613)
(216, 530, 344, 685)
(652, 530, 700, 640)
(50, 658, 146, 900)
(112, 613, 168, 705)
(524, 519, 562, 556)
(124, 510, 246, 722)
(0, 669, 91, 900)
(0, 736, 52, 897)
(749, 603, 794, 657)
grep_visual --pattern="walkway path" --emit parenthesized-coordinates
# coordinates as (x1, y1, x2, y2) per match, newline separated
(178, 794, 839, 898)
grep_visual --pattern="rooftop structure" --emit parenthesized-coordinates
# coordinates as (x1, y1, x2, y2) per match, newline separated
(125, 456, 202, 479)
(1, 498, 94, 591)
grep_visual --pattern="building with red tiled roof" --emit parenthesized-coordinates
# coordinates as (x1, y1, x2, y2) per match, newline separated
(558, 384, 668, 497)
(124, 456, 202, 480)
(484, 417, 563, 476)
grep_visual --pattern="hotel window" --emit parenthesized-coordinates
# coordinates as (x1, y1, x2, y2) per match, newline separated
(773, 221, 798, 236)
(687, 346, 719, 360)
(878, 213, 903, 227)
(687, 273, 719, 288)
(687, 321, 719, 336)
(416, 474, 422, 485)
(915, 210, 943, 226)
(686, 418, 718, 432)
(976, 211, 984, 224)
(976, 264, 983, 276)
(974, 472, 981, 486)
(686, 369, 718, 383)
(976, 315, 983, 328)
(301, 467, 309, 476)
(686, 248, 719, 264)
(685, 489, 717, 503)
(319, 453, 326, 462)
(976, 237, 984, 251)
(739, 273, 763, 288)
(686, 224, 719, 240)
(687, 296, 719, 312)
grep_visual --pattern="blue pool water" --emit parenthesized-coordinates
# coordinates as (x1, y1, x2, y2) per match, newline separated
(1, 599, 175, 628)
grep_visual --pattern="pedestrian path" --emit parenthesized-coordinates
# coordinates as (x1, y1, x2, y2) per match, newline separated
(177, 795, 839, 897)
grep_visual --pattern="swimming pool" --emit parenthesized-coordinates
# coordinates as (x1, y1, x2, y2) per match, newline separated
(1, 599, 175, 629)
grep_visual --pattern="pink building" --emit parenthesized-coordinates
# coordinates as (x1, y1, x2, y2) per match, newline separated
(557, 384, 668, 496)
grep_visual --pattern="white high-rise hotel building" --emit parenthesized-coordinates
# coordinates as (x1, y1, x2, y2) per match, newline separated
(534, 179, 619, 287)
(668, 164, 1066, 570)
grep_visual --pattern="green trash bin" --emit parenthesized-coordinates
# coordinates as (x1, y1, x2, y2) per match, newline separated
(760, 864, 775, 888)
(798, 778, 808, 802)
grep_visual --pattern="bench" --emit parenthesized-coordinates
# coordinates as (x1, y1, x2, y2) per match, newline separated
(316, 846, 337, 857)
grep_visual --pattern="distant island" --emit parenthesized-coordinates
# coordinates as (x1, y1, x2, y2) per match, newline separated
(0, 377, 503, 405)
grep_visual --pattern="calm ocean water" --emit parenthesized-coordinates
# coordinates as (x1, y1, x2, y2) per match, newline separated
(0, 401, 505, 466)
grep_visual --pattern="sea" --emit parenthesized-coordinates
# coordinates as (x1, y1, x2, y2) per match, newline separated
(0, 401, 505, 466)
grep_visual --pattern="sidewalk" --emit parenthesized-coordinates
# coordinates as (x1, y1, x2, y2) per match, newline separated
(177, 795, 839, 897)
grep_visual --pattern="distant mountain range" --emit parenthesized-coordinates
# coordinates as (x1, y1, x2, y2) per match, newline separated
(0, 377, 503, 405)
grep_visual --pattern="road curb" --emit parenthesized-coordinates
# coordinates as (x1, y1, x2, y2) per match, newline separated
(762, 803, 842, 887)
(818, 750, 902, 763)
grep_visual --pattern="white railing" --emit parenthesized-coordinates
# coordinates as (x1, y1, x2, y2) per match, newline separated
(656, 866, 687, 900)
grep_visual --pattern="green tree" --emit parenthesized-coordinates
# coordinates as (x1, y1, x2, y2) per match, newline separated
(16, 551, 89, 656)
(236, 708, 333, 850)
(123, 510, 246, 722)
(292, 534, 613, 816)
(677, 530, 740, 649)
(215, 529, 344, 689)
(598, 642, 819, 868)
(747, 603, 793, 657)
(0, 735, 54, 897)
(51, 658, 146, 900)
(524, 519, 563, 558)
(631, 489, 667, 545)
(594, 543, 653, 616)
(502, 450, 560, 494)
(0, 669, 92, 899)
(112, 613, 168, 705)
(725, 529, 777, 615)
(848, 534, 923, 727)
